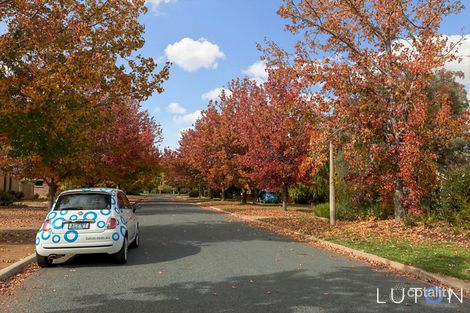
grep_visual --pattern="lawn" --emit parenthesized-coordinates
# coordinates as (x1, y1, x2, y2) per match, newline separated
(324, 235, 470, 281)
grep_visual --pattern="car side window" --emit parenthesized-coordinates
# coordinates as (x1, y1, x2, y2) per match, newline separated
(118, 192, 131, 210)
(117, 193, 126, 210)
(123, 194, 132, 209)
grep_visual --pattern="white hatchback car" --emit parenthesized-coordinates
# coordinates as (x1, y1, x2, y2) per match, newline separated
(35, 188, 140, 267)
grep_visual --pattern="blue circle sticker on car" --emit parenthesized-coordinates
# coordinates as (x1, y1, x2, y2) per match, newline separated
(41, 231, 51, 240)
(52, 218, 65, 229)
(52, 235, 61, 243)
(100, 209, 111, 216)
(64, 230, 79, 243)
(83, 212, 98, 220)
(112, 232, 120, 241)
(97, 221, 106, 228)
(47, 211, 57, 219)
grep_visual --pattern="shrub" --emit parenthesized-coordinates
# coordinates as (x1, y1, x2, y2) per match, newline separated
(335, 202, 392, 221)
(188, 190, 200, 197)
(7, 190, 24, 201)
(438, 164, 470, 227)
(312, 202, 330, 218)
(336, 204, 367, 220)
(0, 191, 16, 206)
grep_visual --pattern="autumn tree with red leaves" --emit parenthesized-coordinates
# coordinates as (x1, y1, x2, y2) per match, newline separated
(0, 0, 169, 204)
(86, 99, 162, 192)
(225, 68, 315, 210)
(161, 148, 199, 194)
(177, 128, 209, 197)
(275, 0, 468, 219)
(177, 105, 247, 200)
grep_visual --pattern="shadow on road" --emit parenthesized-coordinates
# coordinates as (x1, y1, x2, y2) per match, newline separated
(43, 267, 468, 313)
(57, 241, 202, 268)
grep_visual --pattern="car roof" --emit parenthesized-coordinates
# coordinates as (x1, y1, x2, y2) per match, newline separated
(59, 188, 122, 196)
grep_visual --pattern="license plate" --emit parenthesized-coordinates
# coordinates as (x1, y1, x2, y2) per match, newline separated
(68, 223, 90, 230)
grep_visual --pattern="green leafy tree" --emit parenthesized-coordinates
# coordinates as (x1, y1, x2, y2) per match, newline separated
(0, 0, 169, 205)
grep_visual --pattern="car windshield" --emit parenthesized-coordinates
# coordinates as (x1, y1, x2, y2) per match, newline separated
(54, 193, 111, 211)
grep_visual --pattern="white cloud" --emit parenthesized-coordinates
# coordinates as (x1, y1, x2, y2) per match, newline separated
(167, 102, 187, 114)
(173, 110, 202, 125)
(201, 87, 232, 102)
(443, 35, 470, 89)
(146, 0, 176, 15)
(165, 38, 225, 72)
(178, 127, 193, 139)
(242, 60, 268, 84)
(153, 106, 161, 114)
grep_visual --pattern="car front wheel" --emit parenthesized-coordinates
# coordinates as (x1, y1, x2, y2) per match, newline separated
(36, 253, 53, 267)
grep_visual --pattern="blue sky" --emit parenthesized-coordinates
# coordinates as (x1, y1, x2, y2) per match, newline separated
(139, 0, 470, 149)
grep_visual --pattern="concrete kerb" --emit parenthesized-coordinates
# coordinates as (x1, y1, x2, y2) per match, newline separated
(0, 254, 36, 282)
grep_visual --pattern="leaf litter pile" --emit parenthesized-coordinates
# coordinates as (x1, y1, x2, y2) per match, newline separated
(261, 217, 469, 248)
(0, 206, 48, 229)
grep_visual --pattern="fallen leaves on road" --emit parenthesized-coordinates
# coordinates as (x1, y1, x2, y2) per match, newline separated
(0, 263, 38, 297)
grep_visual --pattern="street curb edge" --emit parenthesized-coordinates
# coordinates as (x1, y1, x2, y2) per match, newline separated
(0, 254, 36, 282)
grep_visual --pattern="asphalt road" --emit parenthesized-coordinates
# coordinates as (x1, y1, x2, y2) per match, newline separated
(1, 200, 468, 313)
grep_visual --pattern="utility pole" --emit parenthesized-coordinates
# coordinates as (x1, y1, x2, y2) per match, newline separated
(329, 140, 336, 226)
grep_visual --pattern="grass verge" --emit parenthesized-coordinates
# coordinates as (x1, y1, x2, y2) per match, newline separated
(324, 235, 470, 281)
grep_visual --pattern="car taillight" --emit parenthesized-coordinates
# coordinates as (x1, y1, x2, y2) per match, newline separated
(106, 218, 117, 229)
(42, 219, 52, 232)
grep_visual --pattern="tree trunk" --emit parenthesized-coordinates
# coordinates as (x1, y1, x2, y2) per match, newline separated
(221, 189, 226, 201)
(48, 178, 58, 209)
(198, 184, 202, 199)
(241, 189, 248, 204)
(393, 178, 405, 221)
(281, 185, 288, 211)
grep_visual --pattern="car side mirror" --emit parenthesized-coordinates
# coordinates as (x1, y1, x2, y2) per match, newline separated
(132, 203, 141, 212)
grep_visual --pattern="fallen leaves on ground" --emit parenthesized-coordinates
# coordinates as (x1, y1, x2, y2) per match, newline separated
(0, 206, 48, 229)
(258, 217, 469, 248)
(197, 200, 469, 248)
(0, 263, 38, 297)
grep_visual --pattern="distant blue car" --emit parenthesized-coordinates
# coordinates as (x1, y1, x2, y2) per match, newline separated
(258, 191, 279, 203)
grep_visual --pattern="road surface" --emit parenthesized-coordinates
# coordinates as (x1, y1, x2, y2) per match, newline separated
(1, 199, 468, 312)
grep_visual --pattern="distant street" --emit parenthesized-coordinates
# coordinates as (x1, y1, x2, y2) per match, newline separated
(2, 198, 467, 313)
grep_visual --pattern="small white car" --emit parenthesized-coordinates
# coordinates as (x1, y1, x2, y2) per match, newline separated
(35, 188, 140, 267)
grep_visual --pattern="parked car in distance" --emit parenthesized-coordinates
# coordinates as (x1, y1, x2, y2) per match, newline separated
(258, 191, 279, 203)
(35, 188, 140, 267)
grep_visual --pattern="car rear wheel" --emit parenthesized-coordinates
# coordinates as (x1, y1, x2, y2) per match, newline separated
(36, 253, 53, 267)
(112, 236, 128, 264)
